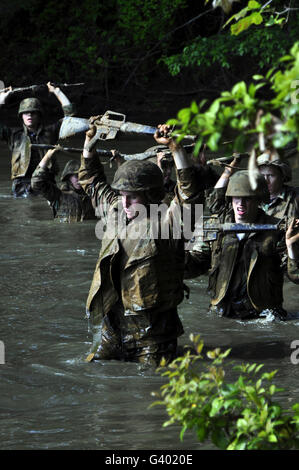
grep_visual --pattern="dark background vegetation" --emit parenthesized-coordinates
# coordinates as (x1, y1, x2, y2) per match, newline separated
(0, 0, 298, 121)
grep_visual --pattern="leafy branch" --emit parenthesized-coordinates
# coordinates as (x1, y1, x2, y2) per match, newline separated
(151, 334, 299, 450)
(167, 41, 299, 159)
(211, 0, 298, 35)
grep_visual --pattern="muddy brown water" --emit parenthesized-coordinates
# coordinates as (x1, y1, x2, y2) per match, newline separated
(0, 129, 299, 451)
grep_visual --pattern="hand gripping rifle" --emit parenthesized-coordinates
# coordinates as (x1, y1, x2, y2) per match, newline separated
(58, 110, 197, 145)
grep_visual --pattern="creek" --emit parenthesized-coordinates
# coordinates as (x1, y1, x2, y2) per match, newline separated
(0, 129, 299, 451)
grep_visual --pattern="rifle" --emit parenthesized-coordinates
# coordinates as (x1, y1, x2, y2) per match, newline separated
(0, 83, 84, 94)
(206, 152, 249, 168)
(58, 110, 197, 143)
(198, 216, 284, 242)
(30, 143, 195, 162)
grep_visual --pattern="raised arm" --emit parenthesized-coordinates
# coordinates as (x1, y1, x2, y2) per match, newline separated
(31, 147, 62, 204)
(47, 82, 71, 108)
(79, 123, 117, 217)
(0, 87, 12, 106)
(154, 124, 192, 169)
(206, 157, 239, 216)
(0, 87, 13, 142)
(214, 157, 238, 188)
(154, 124, 203, 206)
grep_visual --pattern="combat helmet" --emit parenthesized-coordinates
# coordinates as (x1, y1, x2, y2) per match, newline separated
(18, 97, 43, 116)
(60, 160, 80, 182)
(111, 159, 165, 203)
(226, 170, 269, 202)
(257, 151, 292, 183)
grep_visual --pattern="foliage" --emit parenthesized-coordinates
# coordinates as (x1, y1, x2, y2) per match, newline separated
(151, 334, 299, 450)
(167, 42, 299, 156)
(161, 1, 298, 86)
(162, 24, 297, 75)
(0, 0, 188, 85)
(114, 0, 188, 47)
(0, 0, 297, 96)
(222, 0, 287, 35)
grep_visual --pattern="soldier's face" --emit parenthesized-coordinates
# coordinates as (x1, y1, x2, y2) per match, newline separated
(259, 165, 283, 197)
(69, 174, 81, 190)
(232, 196, 258, 223)
(120, 191, 146, 220)
(22, 111, 40, 129)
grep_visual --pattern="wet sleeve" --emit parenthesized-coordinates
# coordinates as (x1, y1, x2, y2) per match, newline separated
(78, 153, 118, 218)
(206, 187, 227, 215)
(61, 103, 76, 117)
(175, 167, 204, 204)
(31, 166, 62, 206)
(167, 167, 204, 250)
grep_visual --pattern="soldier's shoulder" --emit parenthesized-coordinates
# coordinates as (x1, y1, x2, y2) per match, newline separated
(9, 125, 24, 135)
(258, 209, 279, 225)
(284, 184, 299, 197)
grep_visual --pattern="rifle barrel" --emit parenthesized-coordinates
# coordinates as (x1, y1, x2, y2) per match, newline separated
(30, 144, 113, 157)
(204, 222, 279, 233)
(31, 143, 195, 161)
(120, 121, 197, 141)
(10, 83, 84, 94)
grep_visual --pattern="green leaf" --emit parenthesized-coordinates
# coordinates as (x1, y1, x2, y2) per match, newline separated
(190, 101, 199, 114)
(248, 0, 261, 9)
(231, 12, 263, 35)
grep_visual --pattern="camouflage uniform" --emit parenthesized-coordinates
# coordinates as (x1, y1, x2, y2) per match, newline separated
(259, 185, 299, 220)
(207, 160, 299, 267)
(162, 161, 218, 207)
(0, 97, 75, 197)
(186, 209, 287, 319)
(208, 157, 299, 221)
(186, 171, 290, 320)
(256, 154, 299, 221)
(79, 154, 203, 365)
(31, 159, 96, 222)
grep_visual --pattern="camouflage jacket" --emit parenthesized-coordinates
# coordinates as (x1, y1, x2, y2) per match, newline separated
(207, 185, 299, 267)
(78, 154, 203, 331)
(185, 209, 286, 313)
(31, 165, 96, 222)
(0, 103, 75, 180)
(260, 185, 299, 220)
